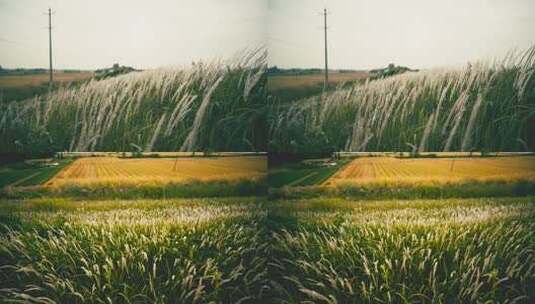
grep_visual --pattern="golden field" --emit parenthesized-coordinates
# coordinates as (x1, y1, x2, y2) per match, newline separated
(325, 156, 535, 186)
(0, 71, 93, 88)
(268, 71, 368, 91)
(46, 156, 267, 187)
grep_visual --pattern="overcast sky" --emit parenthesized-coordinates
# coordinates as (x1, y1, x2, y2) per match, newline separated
(2, 0, 534, 70)
(0, 0, 266, 69)
(268, 0, 535, 69)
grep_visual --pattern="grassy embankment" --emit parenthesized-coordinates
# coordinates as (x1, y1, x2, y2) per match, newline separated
(0, 49, 267, 154)
(270, 47, 535, 153)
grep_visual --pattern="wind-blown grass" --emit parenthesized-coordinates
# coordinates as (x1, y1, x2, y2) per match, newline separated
(269, 197, 535, 303)
(270, 47, 535, 153)
(0, 198, 270, 303)
(0, 49, 267, 154)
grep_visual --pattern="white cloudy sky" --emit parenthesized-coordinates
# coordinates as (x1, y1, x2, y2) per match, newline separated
(0, 0, 266, 69)
(268, 0, 535, 69)
(1, 0, 534, 70)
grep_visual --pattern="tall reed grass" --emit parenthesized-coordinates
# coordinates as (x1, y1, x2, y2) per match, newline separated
(270, 47, 535, 153)
(0, 49, 267, 154)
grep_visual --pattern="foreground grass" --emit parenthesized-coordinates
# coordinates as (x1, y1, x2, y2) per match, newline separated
(268, 197, 535, 303)
(2, 193, 533, 303)
(0, 197, 269, 303)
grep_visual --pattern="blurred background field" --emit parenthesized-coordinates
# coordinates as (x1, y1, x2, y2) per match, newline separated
(267, 69, 368, 102)
(0, 70, 94, 103)
(0, 71, 93, 88)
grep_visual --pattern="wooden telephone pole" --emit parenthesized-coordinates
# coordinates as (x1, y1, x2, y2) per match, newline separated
(48, 8, 54, 86)
(323, 8, 329, 91)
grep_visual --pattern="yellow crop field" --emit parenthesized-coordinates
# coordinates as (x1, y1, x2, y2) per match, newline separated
(268, 71, 368, 91)
(0, 71, 93, 88)
(47, 156, 266, 187)
(325, 156, 535, 186)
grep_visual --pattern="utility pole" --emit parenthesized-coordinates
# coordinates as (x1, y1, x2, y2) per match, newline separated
(48, 8, 53, 87)
(323, 8, 329, 91)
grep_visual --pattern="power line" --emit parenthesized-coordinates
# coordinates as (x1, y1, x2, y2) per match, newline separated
(266, 36, 304, 48)
(0, 38, 19, 44)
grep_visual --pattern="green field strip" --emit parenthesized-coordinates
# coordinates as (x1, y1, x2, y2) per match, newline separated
(0, 159, 73, 189)
(269, 160, 351, 188)
(22, 161, 73, 187)
(7, 172, 40, 187)
(287, 172, 318, 187)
